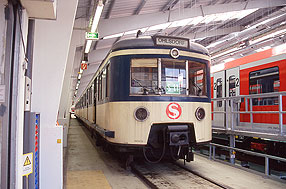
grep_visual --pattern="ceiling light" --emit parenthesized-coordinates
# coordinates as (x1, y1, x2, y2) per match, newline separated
(85, 40, 92, 53)
(224, 58, 235, 63)
(91, 0, 104, 32)
(147, 23, 171, 31)
(84, 0, 104, 54)
(103, 33, 124, 39)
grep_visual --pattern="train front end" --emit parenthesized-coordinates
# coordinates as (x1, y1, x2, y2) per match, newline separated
(107, 36, 211, 162)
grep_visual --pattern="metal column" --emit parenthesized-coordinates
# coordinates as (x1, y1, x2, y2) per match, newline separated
(229, 135, 235, 164)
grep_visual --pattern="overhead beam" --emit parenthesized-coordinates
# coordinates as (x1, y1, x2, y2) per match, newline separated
(105, 0, 115, 18)
(183, 26, 243, 39)
(209, 0, 220, 6)
(185, 0, 196, 8)
(86, 0, 93, 19)
(134, 0, 147, 15)
(162, 0, 179, 12)
(98, 0, 286, 37)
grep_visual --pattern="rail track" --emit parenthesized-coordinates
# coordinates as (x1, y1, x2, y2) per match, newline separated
(81, 120, 232, 189)
(131, 161, 232, 189)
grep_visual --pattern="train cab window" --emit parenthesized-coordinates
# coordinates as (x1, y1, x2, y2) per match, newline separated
(249, 67, 279, 106)
(161, 59, 186, 95)
(188, 61, 206, 96)
(216, 78, 223, 107)
(130, 58, 158, 95)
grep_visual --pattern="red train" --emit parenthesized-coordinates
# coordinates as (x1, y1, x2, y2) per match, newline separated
(210, 44, 286, 159)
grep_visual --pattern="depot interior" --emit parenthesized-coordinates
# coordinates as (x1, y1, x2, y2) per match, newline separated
(0, 0, 286, 188)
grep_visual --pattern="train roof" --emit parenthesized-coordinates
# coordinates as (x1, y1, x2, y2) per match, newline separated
(111, 36, 209, 56)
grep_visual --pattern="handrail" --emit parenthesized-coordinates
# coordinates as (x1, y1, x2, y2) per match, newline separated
(211, 92, 286, 136)
(208, 143, 286, 176)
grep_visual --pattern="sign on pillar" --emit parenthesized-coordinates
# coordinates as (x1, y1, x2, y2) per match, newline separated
(81, 63, 87, 70)
(23, 152, 33, 176)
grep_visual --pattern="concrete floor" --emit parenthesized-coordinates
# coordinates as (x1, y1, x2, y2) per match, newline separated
(177, 154, 286, 189)
(64, 118, 286, 189)
(64, 119, 147, 189)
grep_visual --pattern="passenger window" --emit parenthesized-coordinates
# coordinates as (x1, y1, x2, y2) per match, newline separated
(98, 74, 102, 101)
(87, 89, 89, 106)
(249, 67, 279, 106)
(106, 64, 110, 97)
(89, 86, 92, 105)
(229, 75, 236, 97)
(102, 68, 106, 100)
(217, 78, 222, 107)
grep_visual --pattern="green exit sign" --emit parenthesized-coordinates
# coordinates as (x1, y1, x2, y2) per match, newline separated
(85, 32, 99, 40)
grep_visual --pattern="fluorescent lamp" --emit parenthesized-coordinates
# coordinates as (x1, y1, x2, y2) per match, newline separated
(84, 0, 104, 54)
(255, 46, 271, 52)
(103, 33, 124, 39)
(91, 0, 104, 32)
(224, 58, 235, 63)
(85, 40, 92, 53)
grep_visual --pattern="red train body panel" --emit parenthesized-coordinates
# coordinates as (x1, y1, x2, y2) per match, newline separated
(211, 44, 286, 126)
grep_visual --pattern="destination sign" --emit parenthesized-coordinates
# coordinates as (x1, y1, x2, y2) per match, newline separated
(154, 36, 189, 48)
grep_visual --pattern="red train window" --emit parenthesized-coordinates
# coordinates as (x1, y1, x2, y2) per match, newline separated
(249, 67, 279, 106)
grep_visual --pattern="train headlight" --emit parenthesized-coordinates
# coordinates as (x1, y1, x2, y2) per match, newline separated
(195, 107, 205, 121)
(170, 48, 180, 58)
(134, 107, 149, 122)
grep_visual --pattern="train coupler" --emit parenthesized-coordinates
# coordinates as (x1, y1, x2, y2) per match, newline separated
(167, 125, 190, 146)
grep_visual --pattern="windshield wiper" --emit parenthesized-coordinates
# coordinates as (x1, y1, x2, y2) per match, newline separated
(132, 78, 149, 95)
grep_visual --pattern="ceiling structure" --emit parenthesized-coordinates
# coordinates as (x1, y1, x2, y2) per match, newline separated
(71, 0, 286, 102)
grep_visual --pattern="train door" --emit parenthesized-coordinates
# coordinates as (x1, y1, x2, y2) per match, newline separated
(213, 71, 225, 127)
(226, 67, 240, 128)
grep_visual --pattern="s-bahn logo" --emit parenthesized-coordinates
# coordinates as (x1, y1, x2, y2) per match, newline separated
(166, 103, 182, 119)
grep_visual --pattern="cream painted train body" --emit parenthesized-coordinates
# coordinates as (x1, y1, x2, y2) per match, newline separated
(75, 36, 211, 162)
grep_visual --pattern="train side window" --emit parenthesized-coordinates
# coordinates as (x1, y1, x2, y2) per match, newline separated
(95, 77, 98, 102)
(98, 74, 102, 101)
(102, 68, 107, 100)
(130, 58, 158, 95)
(188, 61, 206, 96)
(249, 67, 279, 106)
(89, 85, 93, 105)
(229, 75, 236, 97)
(106, 64, 110, 97)
(87, 89, 89, 106)
(216, 78, 222, 107)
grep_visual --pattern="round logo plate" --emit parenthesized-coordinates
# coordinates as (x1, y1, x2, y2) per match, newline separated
(166, 102, 182, 119)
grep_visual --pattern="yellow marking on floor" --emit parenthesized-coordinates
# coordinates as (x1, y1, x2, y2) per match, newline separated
(67, 170, 111, 189)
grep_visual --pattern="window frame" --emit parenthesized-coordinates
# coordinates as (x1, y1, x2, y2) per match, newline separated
(130, 57, 207, 97)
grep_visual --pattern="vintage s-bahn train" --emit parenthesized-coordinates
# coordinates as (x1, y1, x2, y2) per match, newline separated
(75, 35, 211, 163)
(211, 44, 286, 159)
